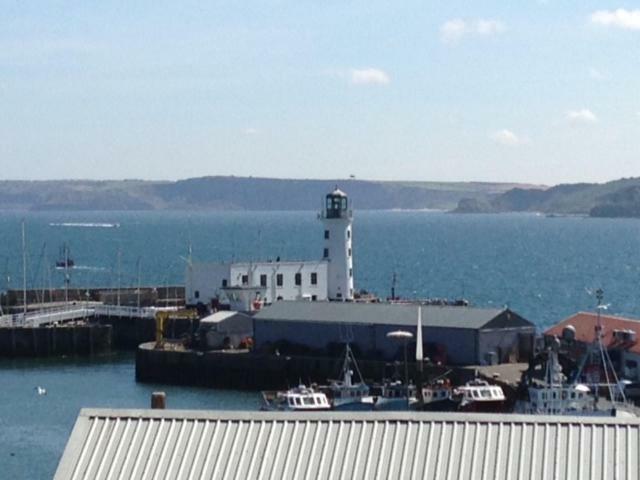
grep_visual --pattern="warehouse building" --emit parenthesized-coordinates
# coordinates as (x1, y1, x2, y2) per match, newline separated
(56, 408, 640, 480)
(253, 301, 535, 365)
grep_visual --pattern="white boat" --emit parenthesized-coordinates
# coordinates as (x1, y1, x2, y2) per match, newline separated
(515, 348, 601, 415)
(455, 379, 506, 412)
(261, 384, 331, 411)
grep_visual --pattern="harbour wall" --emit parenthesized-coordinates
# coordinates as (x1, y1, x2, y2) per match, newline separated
(136, 343, 465, 391)
(95, 316, 198, 350)
(0, 316, 197, 357)
(0, 324, 112, 357)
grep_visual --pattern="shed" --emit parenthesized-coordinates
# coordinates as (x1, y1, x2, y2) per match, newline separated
(56, 408, 640, 479)
(253, 301, 535, 365)
(199, 311, 253, 349)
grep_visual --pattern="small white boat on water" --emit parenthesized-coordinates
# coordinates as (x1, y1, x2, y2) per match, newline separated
(261, 384, 331, 411)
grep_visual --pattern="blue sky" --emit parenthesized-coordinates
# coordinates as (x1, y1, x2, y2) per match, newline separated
(1, 1, 639, 184)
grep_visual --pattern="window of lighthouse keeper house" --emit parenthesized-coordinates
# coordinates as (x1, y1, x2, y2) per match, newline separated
(321, 188, 354, 301)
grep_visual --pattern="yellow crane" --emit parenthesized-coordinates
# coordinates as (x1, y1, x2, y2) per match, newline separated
(155, 309, 198, 349)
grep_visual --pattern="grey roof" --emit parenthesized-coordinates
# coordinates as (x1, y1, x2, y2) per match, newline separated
(56, 408, 640, 480)
(253, 301, 522, 329)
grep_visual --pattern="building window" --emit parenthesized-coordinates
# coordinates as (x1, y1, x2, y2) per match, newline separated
(310, 273, 317, 285)
(324, 230, 330, 239)
(323, 248, 329, 258)
(347, 229, 351, 239)
(295, 273, 302, 286)
(195, 290, 200, 299)
(349, 268, 353, 278)
(222, 279, 228, 287)
(311, 295, 317, 301)
(241, 275, 249, 285)
(260, 274, 267, 287)
(276, 273, 283, 287)
(348, 248, 352, 257)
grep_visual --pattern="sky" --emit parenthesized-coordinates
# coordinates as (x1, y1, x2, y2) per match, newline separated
(0, 1, 639, 185)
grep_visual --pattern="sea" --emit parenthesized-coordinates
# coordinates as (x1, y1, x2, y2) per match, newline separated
(2, 209, 640, 478)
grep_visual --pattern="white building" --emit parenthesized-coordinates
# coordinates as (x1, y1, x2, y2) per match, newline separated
(186, 188, 354, 309)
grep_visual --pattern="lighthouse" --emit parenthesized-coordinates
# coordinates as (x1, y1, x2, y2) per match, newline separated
(321, 188, 354, 301)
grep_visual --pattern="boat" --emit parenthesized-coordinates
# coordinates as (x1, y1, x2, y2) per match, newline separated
(454, 379, 506, 412)
(261, 384, 331, 411)
(369, 380, 416, 411)
(321, 344, 372, 411)
(55, 244, 74, 269)
(416, 379, 457, 411)
(516, 290, 639, 417)
(515, 346, 602, 416)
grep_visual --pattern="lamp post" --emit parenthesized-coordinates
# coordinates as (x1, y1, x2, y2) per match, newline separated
(387, 330, 414, 408)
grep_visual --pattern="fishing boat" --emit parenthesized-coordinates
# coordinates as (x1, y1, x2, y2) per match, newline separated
(454, 379, 506, 413)
(321, 344, 372, 411)
(369, 380, 416, 411)
(261, 384, 331, 411)
(516, 290, 638, 417)
(416, 379, 457, 411)
(515, 346, 604, 416)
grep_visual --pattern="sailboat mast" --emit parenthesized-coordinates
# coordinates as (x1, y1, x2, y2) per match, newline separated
(116, 247, 122, 307)
(22, 219, 27, 316)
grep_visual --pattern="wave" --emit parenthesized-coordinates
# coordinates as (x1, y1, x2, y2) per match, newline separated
(49, 222, 120, 228)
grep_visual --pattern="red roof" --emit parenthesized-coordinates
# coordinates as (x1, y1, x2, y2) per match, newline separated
(545, 311, 640, 354)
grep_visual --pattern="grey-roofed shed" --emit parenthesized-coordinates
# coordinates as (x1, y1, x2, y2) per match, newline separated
(253, 301, 535, 364)
(56, 408, 640, 480)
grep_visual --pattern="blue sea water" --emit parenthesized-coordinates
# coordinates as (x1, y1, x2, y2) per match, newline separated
(2, 209, 640, 477)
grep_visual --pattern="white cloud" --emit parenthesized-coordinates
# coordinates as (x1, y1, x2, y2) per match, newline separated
(589, 67, 607, 81)
(440, 18, 505, 43)
(490, 129, 528, 146)
(349, 68, 390, 85)
(566, 109, 598, 124)
(590, 9, 640, 30)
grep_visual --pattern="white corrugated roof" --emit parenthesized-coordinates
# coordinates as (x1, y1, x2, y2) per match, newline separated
(56, 409, 640, 480)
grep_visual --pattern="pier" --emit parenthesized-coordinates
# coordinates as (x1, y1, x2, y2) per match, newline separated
(0, 300, 196, 357)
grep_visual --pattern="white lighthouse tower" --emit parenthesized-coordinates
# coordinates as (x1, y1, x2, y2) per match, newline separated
(321, 188, 354, 301)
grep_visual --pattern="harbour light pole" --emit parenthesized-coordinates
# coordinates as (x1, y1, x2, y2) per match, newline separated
(387, 329, 414, 408)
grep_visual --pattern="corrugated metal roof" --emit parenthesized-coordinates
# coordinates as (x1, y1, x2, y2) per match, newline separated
(253, 301, 512, 329)
(56, 409, 640, 480)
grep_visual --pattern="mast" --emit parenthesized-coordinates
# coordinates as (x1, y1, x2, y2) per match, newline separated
(64, 243, 69, 303)
(116, 247, 122, 307)
(22, 219, 27, 316)
(136, 257, 142, 310)
(416, 305, 424, 405)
